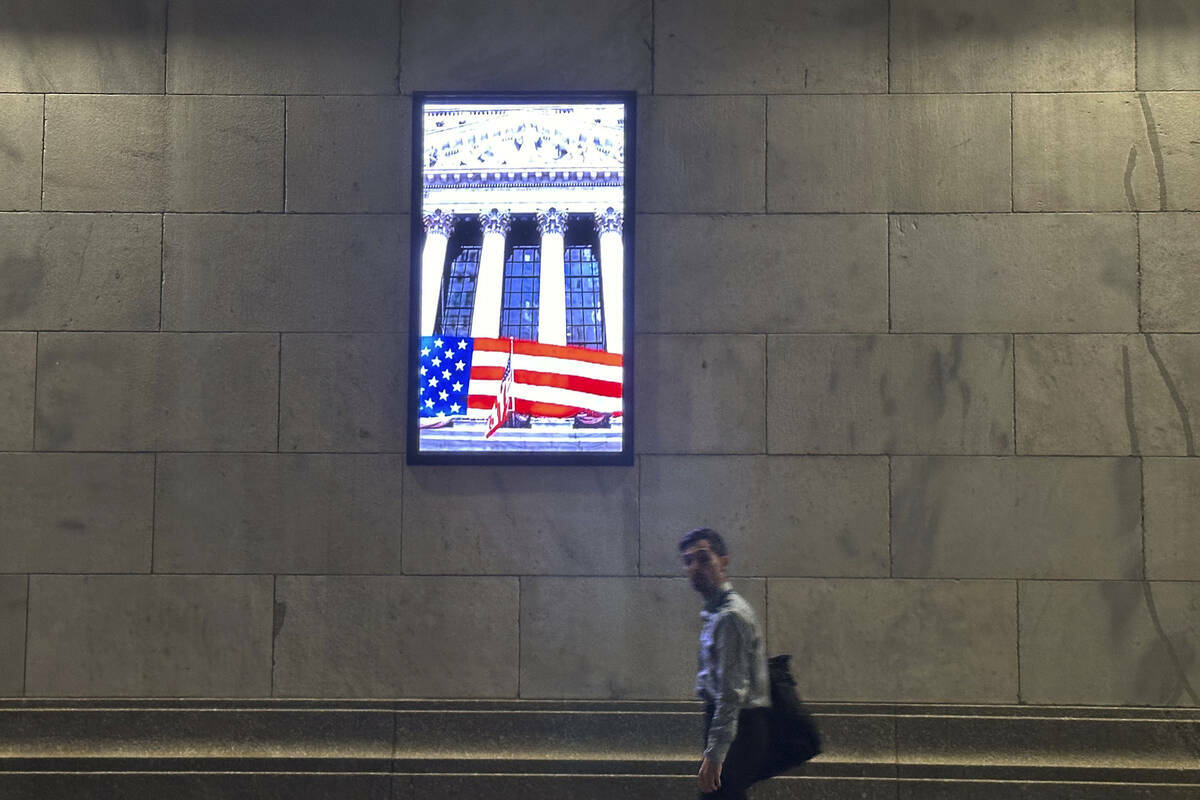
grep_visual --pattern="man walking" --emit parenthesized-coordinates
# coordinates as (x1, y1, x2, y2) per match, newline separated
(681, 528, 771, 799)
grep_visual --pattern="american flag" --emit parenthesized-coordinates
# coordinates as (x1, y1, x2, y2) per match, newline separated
(417, 335, 622, 428)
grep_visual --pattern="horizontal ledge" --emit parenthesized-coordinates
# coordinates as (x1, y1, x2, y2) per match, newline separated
(5, 698, 1200, 717)
(1, 759, 1198, 784)
(0, 758, 392, 773)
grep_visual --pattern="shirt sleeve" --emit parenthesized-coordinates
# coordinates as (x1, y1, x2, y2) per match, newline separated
(703, 613, 753, 765)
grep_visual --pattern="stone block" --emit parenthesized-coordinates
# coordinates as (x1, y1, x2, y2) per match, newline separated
(273, 576, 518, 697)
(635, 334, 766, 454)
(43, 95, 283, 212)
(0, 213, 161, 330)
(0, 703, 394, 761)
(654, 0, 887, 93)
(520, 577, 764, 699)
(894, 709, 1200, 781)
(0, 454, 153, 573)
(0, 95, 43, 211)
(1019, 580, 1200, 705)
(0, 775, 393, 800)
(162, 214, 405, 332)
(0, 1, 164, 92)
(280, 334, 406, 452)
(401, 0, 650, 93)
(1145, 458, 1200, 580)
(388, 702, 702, 760)
(1137, 0, 1200, 90)
(768, 94, 1011, 212)
(899, 781, 1200, 800)
(891, 214, 1138, 332)
(1015, 334, 1200, 455)
(286, 96, 409, 213)
(405, 776, 683, 800)
(405, 776, 894, 800)
(767, 335, 1013, 454)
(892, 457, 1142, 579)
(637, 96, 765, 213)
(36, 333, 278, 451)
(155, 454, 403, 574)
(891, 0, 1134, 92)
(768, 578, 1018, 702)
(25, 575, 273, 696)
(402, 465, 638, 574)
(167, 0, 399, 94)
(1141, 212, 1200, 332)
(639, 455, 889, 577)
(1014, 92, 1200, 211)
(0, 576, 25, 694)
(636, 215, 887, 334)
(0, 333, 35, 450)
(751, 781, 898, 800)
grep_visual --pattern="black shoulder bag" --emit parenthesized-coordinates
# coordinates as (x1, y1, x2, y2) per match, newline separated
(756, 653, 822, 780)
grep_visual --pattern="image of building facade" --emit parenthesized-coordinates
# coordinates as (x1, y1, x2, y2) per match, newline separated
(415, 104, 628, 451)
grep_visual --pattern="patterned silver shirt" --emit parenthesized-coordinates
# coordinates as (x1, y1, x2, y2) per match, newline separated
(695, 583, 770, 764)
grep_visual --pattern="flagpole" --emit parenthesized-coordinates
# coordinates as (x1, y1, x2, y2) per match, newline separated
(485, 337, 515, 438)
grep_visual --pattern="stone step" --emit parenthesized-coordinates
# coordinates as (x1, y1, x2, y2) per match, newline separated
(1, 700, 1198, 795)
(3, 774, 1200, 800)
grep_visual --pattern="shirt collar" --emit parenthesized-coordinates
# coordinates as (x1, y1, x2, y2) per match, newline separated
(702, 582, 734, 615)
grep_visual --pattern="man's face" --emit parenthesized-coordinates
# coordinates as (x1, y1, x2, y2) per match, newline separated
(682, 540, 728, 595)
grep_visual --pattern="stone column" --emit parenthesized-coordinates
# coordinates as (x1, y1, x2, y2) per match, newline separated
(420, 210, 455, 337)
(595, 207, 624, 354)
(471, 209, 511, 339)
(536, 208, 568, 346)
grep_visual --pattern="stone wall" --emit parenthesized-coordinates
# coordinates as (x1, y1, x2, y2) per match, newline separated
(1, 0, 1198, 706)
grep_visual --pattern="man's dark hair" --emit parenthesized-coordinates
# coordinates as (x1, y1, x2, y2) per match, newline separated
(678, 527, 728, 557)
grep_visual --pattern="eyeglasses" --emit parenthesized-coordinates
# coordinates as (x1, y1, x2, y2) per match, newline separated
(681, 550, 714, 567)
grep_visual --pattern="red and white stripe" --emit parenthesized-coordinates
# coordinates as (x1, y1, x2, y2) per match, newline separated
(467, 337, 623, 418)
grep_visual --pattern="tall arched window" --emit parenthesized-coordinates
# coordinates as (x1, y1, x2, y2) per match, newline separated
(500, 245, 540, 341)
(436, 245, 480, 337)
(564, 245, 604, 350)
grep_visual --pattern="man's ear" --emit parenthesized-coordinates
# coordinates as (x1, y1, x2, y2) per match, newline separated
(719, 554, 730, 572)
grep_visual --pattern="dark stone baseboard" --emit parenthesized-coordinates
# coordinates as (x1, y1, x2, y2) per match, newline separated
(2, 700, 1199, 798)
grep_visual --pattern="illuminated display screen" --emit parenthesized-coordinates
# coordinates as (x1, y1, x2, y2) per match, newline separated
(407, 93, 635, 464)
